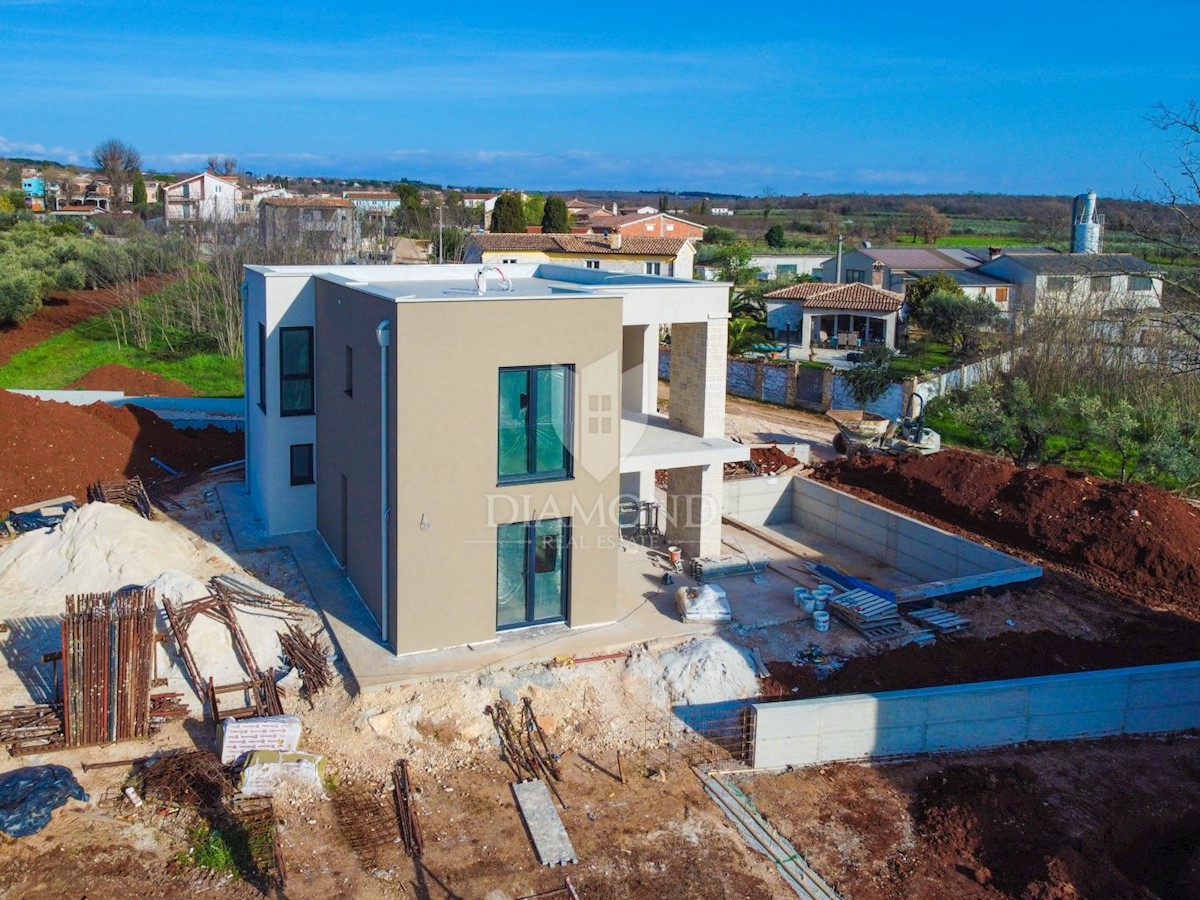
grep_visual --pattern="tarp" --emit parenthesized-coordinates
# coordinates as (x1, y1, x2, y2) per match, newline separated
(0, 765, 88, 837)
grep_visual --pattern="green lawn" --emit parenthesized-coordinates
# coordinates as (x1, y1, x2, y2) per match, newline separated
(891, 341, 955, 377)
(0, 315, 244, 396)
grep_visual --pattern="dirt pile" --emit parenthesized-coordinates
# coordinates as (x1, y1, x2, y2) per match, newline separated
(815, 449, 1200, 615)
(68, 364, 196, 397)
(0, 390, 243, 514)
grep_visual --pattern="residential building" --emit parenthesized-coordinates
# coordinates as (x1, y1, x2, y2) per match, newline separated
(590, 212, 705, 241)
(977, 253, 1162, 320)
(258, 197, 358, 262)
(241, 262, 744, 655)
(163, 171, 241, 223)
(749, 254, 833, 281)
(818, 247, 990, 293)
(343, 191, 404, 216)
(462, 193, 501, 228)
(765, 281, 904, 349)
(464, 233, 696, 279)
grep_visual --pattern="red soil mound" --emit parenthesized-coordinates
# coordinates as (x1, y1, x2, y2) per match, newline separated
(0, 390, 243, 514)
(814, 449, 1200, 615)
(68, 364, 196, 397)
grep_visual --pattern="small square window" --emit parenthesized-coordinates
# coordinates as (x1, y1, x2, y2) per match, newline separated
(645, 262, 661, 276)
(585, 260, 600, 269)
(290, 444, 314, 485)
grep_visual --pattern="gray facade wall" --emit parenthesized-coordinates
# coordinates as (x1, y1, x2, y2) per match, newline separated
(752, 660, 1200, 768)
(314, 281, 397, 637)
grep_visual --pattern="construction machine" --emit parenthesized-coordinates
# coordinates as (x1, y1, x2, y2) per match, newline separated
(827, 393, 941, 457)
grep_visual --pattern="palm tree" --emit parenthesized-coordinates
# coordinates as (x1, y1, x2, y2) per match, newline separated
(727, 316, 768, 357)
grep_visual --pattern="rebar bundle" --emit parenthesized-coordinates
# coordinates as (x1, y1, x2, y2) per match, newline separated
(278, 623, 331, 698)
(61, 589, 156, 747)
(392, 759, 424, 858)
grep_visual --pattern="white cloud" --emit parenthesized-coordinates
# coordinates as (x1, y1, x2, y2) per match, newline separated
(0, 135, 80, 164)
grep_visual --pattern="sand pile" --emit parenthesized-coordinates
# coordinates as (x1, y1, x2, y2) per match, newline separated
(0, 503, 320, 709)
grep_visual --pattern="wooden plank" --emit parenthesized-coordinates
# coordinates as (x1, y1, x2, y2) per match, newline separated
(11, 495, 76, 515)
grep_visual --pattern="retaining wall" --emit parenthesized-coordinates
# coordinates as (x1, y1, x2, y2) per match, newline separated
(722, 476, 1040, 599)
(751, 660, 1200, 768)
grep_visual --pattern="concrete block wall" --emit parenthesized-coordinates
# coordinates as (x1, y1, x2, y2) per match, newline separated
(790, 477, 1030, 584)
(721, 476, 793, 527)
(751, 660, 1200, 769)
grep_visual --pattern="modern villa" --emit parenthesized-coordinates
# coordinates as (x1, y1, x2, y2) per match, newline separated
(241, 263, 747, 656)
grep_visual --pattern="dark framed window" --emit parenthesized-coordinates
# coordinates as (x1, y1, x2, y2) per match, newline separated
(1047, 276, 1073, 293)
(257, 322, 266, 413)
(498, 364, 573, 483)
(289, 443, 314, 485)
(644, 261, 661, 275)
(1090, 275, 1112, 293)
(497, 518, 570, 629)
(344, 345, 353, 396)
(280, 326, 314, 416)
(585, 260, 600, 269)
(1129, 275, 1154, 292)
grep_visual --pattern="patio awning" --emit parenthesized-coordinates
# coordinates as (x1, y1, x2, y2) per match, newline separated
(620, 413, 750, 473)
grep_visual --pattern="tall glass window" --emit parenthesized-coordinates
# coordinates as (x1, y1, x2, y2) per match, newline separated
(497, 365, 573, 483)
(280, 326, 314, 416)
(496, 518, 569, 629)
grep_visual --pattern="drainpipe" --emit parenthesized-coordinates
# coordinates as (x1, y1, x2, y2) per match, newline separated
(376, 320, 392, 647)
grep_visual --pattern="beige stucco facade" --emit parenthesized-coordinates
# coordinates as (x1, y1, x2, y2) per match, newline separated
(245, 263, 744, 658)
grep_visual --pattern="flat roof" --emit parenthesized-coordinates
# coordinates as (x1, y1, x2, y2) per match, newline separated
(245, 262, 723, 303)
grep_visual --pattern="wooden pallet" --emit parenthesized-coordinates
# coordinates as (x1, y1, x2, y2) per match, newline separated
(907, 606, 970, 634)
(829, 589, 905, 642)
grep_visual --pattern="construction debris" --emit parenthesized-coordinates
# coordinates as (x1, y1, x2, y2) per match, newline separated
(238, 749, 325, 798)
(392, 759, 424, 858)
(207, 671, 284, 723)
(0, 705, 65, 757)
(62, 589, 156, 747)
(278, 622, 331, 698)
(87, 477, 154, 519)
(689, 551, 771, 582)
(487, 699, 566, 808)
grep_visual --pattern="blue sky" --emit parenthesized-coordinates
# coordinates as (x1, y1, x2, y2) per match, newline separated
(0, 0, 1195, 196)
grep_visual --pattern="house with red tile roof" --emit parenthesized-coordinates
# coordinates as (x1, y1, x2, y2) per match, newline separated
(464, 232, 696, 278)
(765, 280, 905, 349)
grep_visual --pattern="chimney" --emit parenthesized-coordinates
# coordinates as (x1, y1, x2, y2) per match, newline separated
(612, 202, 619, 214)
(988, 246, 1002, 260)
(609, 230, 623, 250)
(871, 260, 885, 287)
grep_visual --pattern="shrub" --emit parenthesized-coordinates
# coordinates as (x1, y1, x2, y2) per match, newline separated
(0, 265, 43, 325)
(55, 260, 87, 292)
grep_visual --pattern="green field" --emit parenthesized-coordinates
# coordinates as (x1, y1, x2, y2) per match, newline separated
(0, 314, 244, 396)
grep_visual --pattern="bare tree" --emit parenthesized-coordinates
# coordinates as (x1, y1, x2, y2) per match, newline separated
(92, 138, 141, 208)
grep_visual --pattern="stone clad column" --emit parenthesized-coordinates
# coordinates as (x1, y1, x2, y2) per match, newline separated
(666, 319, 727, 558)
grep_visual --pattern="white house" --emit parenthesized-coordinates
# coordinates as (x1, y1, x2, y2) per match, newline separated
(977, 253, 1162, 320)
(163, 172, 241, 223)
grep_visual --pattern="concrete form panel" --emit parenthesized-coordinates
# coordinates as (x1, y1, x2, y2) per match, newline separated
(925, 687, 1029, 724)
(925, 716, 1028, 751)
(1028, 709, 1125, 741)
(1028, 677, 1128, 716)
(1127, 670, 1200, 707)
(1125, 704, 1200, 733)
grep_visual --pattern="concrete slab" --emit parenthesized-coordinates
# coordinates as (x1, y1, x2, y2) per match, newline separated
(216, 480, 804, 692)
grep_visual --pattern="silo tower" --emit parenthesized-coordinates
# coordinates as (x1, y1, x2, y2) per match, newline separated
(1071, 190, 1104, 253)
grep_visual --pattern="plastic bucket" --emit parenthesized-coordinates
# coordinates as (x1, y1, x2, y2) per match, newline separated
(793, 588, 816, 613)
(813, 610, 831, 632)
(813, 584, 835, 599)
(668, 546, 682, 566)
